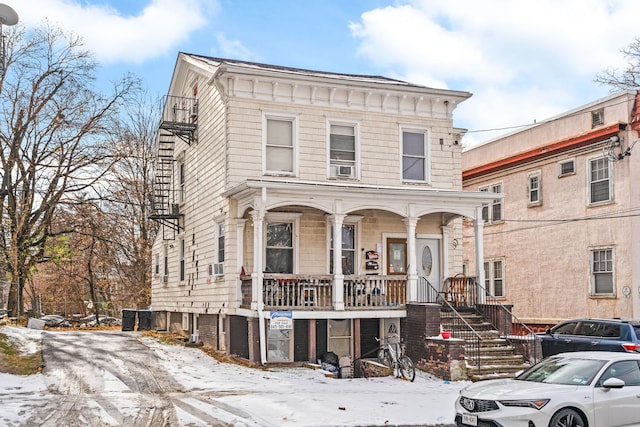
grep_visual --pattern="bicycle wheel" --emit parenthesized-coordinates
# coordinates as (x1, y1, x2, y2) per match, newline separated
(399, 356, 416, 382)
(377, 348, 392, 367)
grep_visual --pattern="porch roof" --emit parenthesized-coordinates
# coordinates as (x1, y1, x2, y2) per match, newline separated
(224, 178, 497, 222)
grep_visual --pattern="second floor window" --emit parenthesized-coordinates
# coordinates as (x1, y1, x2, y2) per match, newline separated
(528, 172, 541, 205)
(481, 183, 503, 223)
(589, 157, 611, 204)
(402, 130, 428, 182)
(484, 258, 504, 297)
(178, 162, 185, 203)
(329, 123, 356, 178)
(265, 117, 295, 174)
(592, 248, 613, 295)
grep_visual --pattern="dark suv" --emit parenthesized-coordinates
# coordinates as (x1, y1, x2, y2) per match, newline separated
(539, 318, 640, 357)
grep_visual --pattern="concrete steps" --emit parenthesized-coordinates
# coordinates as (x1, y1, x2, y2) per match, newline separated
(442, 310, 532, 381)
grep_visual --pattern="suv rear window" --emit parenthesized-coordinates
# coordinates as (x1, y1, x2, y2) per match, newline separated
(633, 326, 640, 340)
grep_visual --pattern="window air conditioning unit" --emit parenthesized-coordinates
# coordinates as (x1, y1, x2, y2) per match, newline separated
(213, 262, 224, 275)
(332, 164, 355, 178)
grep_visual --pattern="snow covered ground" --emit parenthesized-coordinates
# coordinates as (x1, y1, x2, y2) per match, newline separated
(0, 325, 467, 426)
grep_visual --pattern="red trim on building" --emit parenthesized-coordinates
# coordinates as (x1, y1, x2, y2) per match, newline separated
(463, 123, 623, 180)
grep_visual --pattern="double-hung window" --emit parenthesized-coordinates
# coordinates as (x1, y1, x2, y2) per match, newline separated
(480, 183, 503, 223)
(589, 157, 612, 204)
(528, 172, 542, 206)
(329, 224, 356, 275)
(329, 123, 357, 178)
(591, 248, 614, 295)
(265, 115, 296, 175)
(179, 238, 185, 282)
(483, 258, 505, 297)
(401, 129, 429, 182)
(212, 223, 225, 276)
(265, 213, 300, 274)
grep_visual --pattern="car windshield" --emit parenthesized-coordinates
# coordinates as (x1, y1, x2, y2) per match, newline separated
(516, 357, 606, 386)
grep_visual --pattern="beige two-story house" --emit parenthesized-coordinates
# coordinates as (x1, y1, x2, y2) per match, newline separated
(462, 90, 640, 329)
(150, 53, 494, 364)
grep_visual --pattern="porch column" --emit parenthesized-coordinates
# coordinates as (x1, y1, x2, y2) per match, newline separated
(236, 219, 247, 307)
(474, 207, 486, 304)
(403, 217, 418, 302)
(250, 209, 265, 310)
(331, 214, 345, 310)
(441, 225, 450, 279)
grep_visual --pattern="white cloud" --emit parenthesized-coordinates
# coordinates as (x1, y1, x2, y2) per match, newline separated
(213, 33, 261, 62)
(14, 0, 216, 64)
(350, 0, 640, 144)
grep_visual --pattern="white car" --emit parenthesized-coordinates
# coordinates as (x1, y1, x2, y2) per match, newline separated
(455, 351, 640, 427)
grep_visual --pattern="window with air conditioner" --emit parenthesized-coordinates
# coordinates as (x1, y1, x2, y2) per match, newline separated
(329, 123, 357, 178)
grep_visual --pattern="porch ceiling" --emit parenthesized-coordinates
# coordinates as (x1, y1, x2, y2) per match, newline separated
(224, 178, 496, 221)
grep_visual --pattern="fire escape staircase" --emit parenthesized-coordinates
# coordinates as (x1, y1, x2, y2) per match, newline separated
(149, 96, 198, 239)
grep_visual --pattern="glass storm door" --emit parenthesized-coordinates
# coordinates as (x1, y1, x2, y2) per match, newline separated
(416, 238, 440, 290)
(386, 238, 407, 275)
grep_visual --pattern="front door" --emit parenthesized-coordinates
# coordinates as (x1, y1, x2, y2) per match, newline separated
(416, 238, 440, 290)
(386, 238, 407, 275)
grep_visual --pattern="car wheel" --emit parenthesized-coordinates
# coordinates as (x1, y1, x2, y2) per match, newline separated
(549, 408, 586, 427)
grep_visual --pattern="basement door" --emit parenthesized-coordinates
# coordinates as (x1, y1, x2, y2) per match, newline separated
(416, 238, 440, 291)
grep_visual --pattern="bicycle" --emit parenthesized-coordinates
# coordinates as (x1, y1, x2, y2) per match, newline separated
(376, 334, 416, 382)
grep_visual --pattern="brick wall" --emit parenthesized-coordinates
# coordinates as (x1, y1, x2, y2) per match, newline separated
(404, 303, 441, 361)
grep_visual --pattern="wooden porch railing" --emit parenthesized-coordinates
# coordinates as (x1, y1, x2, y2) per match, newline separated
(239, 274, 406, 310)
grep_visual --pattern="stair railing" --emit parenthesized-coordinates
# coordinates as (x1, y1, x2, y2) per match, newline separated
(476, 284, 542, 365)
(421, 277, 484, 375)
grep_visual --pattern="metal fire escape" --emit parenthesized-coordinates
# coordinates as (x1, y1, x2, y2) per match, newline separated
(149, 95, 198, 240)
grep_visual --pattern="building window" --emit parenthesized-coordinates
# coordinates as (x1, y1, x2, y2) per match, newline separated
(591, 109, 604, 128)
(265, 116, 295, 175)
(483, 259, 504, 297)
(480, 183, 503, 223)
(589, 157, 612, 204)
(592, 248, 613, 295)
(266, 222, 294, 273)
(559, 159, 575, 177)
(178, 161, 185, 203)
(179, 238, 185, 282)
(401, 129, 429, 182)
(330, 224, 355, 275)
(163, 245, 169, 283)
(329, 123, 357, 178)
(528, 172, 541, 206)
(154, 253, 159, 276)
(212, 222, 225, 276)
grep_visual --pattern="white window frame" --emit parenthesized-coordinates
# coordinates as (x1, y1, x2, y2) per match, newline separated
(267, 325, 293, 362)
(154, 253, 160, 276)
(212, 221, 225, 277)
(480, 183, 503, 223)
(264, 212, 301, 274)
(162, 245, 169, 284)
(558, 159, 575, 177)
(177, 160, 185, 204)
(528, 171, 542, 206)
(263, 112, 298, 176)
(591, 108, 604, 128)
(327, 119, 359, 179)
(590, 247, 614, 296)
(326, 215, 363, 275)
(587, 156, 613, 206)
(400, 126, 431, 183)
(483, 258, 505, 298)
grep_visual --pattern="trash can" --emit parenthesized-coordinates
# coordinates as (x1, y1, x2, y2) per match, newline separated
(137, 310, 152, 331)
(121, 309, 136, 331)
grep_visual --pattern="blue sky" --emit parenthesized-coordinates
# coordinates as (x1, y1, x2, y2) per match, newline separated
(13, 0, 640, 146)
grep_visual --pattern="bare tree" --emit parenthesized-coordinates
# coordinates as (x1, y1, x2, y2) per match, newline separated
(0, 22, 139, 318)
(595, 38, 640, 90)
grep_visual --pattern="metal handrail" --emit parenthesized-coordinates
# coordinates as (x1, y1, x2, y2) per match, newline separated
(476, 284, 542, 365)
(422, 277, 484, 374)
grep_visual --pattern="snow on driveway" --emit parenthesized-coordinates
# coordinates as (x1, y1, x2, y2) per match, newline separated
(0, 326, 465, 426)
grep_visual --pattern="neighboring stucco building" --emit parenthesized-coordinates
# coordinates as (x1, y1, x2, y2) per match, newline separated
(150, 53, 493, 364)
(462, 90, 640, 328)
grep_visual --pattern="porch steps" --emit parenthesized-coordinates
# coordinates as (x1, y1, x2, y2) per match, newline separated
(441, 310, 531, 381)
